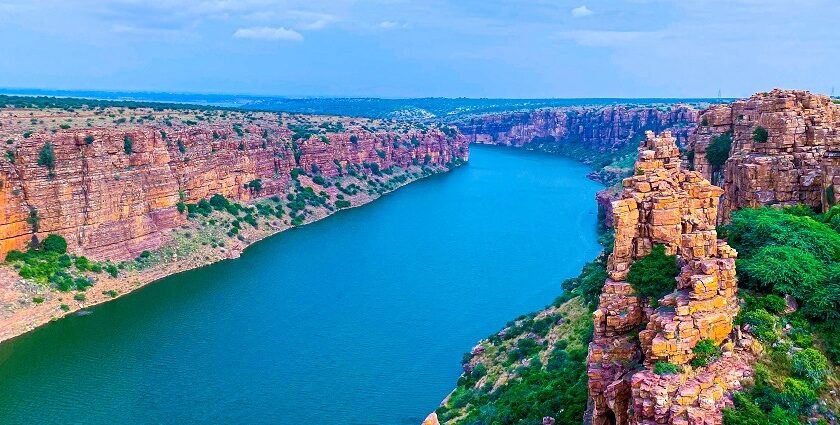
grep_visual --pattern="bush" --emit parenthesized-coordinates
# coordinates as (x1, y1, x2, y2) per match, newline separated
(691, 339, 721, 367)
(653, 361, 681, 375)
(123, 135, 133, 154)
(779, 378, 817, 413)
(706, 132, 733, 169)
(753, 126, 769, 143)
(724, 207, 840, 262)
(740, 309, 778, 342)
(627, 245, 678, 301)
(38, 142, 56, 172)
(335, 200, 351, 209)
(790, 348, 829, 387)
(41, 234, 67, 254)
(73, 293, 86, 302)
(739, 245, 826, 294)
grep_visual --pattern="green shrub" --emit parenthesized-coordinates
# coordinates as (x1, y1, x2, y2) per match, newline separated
(706, 132, 733, 169)
(41, 234, 67, 254)
(753, 126, 769, 143)
(740, 309, 778, 342)
(779, 378, 817, 413)
(123, 135, 133, 154)
(724, 207, 840, 262)
(32, 296, 44, 304)
(691, 339, 721, 367)
(739, 245, 826, 294)
(335, 200, 351, 209)
(790, 348, 829, 387)
(653, 361, 681, 375)
(627, 245, 678, 301)
(73, 293, 86, 302)
(60, 304, 69, 311)
(38, 142, 56, 172)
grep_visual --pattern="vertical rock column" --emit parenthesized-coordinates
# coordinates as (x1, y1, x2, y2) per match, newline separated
(587, 131, 750, 425)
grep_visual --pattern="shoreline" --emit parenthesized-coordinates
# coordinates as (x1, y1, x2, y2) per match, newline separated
(0, 164, 465, 346)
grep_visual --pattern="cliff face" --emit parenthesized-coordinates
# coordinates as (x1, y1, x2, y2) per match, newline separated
(587, 131, 755, 425)
(456, 106, 698, 156)
(0, 107, 468, 260)
(689, 89, 840, 221)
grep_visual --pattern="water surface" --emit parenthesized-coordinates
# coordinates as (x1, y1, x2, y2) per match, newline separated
(0, 145, 602, 424)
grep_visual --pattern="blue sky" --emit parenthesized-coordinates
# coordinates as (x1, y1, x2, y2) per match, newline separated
(0, 0, 838, 98)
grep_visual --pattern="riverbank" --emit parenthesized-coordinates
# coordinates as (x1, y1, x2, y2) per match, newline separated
(0, 164, 460, 345)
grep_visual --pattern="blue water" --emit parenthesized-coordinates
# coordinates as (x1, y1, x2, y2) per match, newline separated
(0, 145, 602, 424)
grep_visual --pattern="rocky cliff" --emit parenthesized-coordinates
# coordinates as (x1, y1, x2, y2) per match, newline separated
(458, 106, 697, 152)
(0, 105, 469, 261)
(587, 131, 755, 425)
(689, 89, 840, 221)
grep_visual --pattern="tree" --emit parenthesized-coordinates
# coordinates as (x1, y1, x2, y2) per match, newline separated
(705, 132, 733, 170)
(791, 348, 829, 387)
(626, 244, 679, 300)
(753, 126, 769, 143)
(42, 234, 67, 254)
(123, 135, 133, 154)
(38, 142, 55, 173)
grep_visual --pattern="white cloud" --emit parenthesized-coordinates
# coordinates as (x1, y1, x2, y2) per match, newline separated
(378, 20, 405, 29)
(233, 26, 303, 41)
(558, 30, 648, 46)
(571, 5, 593, 17)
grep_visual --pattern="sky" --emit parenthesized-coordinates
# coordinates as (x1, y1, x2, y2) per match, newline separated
(0, 0, 838, 98)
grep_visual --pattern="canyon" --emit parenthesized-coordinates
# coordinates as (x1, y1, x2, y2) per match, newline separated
(0, 101, 468, 343)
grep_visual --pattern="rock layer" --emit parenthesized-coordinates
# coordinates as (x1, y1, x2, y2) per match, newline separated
(457, 106, 698, 154)
(587, 131, 752, 425)
(0, 108, 468, 260)
(689, 89, 840, 220)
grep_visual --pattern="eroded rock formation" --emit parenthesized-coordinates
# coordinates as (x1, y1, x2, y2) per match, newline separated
(457, 106, 698, 154)
(0, 108, 468, 260)
(689, 89, 840, 220)
(587, 131, 753, 425)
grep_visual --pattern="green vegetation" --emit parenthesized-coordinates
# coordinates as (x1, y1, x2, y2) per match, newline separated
(4, 234, 115, 292)
(435, 296, 593, 425)
(654, 361, 682, 375)
(753, 126, 769, 143)
(691, 339, 722, 367)
(706, 131, 733, 170)
(123, 135, 133, 154)
(722, 205, 840, 424)
(37, 142, 56, 175)
(626, 244, 679, 301)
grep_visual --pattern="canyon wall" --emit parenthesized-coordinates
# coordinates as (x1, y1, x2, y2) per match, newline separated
(0, 109, 468, 260)
(689, 89, 840, 220)
(587, 131, 754, 425)
(456, 105, 698, 156)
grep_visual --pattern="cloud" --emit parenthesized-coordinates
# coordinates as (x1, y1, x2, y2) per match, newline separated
(233, 26, 303, 41)
(557, 30, 648, 46)
(378, 20, 405, 29)
(571, 5, 593, 17)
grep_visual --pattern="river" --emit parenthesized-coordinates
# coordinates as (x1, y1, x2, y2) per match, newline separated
(0, 145, 603, 424)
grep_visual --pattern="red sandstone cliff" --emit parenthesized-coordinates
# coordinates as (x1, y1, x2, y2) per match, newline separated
(0, 107, 468, 260)
(689, 89, 840, 221)
(456, 105, 698, 156)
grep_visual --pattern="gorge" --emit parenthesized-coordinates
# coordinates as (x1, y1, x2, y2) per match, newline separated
(0, 144, 603, 424)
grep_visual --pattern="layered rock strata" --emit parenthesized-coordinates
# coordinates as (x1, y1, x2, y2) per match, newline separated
(689, 89, 840, 220)
(458, 106, 698, 153)
(0, 108, 468, 260)
(587, 131, 752, 425)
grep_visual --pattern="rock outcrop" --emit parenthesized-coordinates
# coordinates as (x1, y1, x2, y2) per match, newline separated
(587, 131, 753, 425)
(0, 107, 468, 260)
(689, 89, 840, 220)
